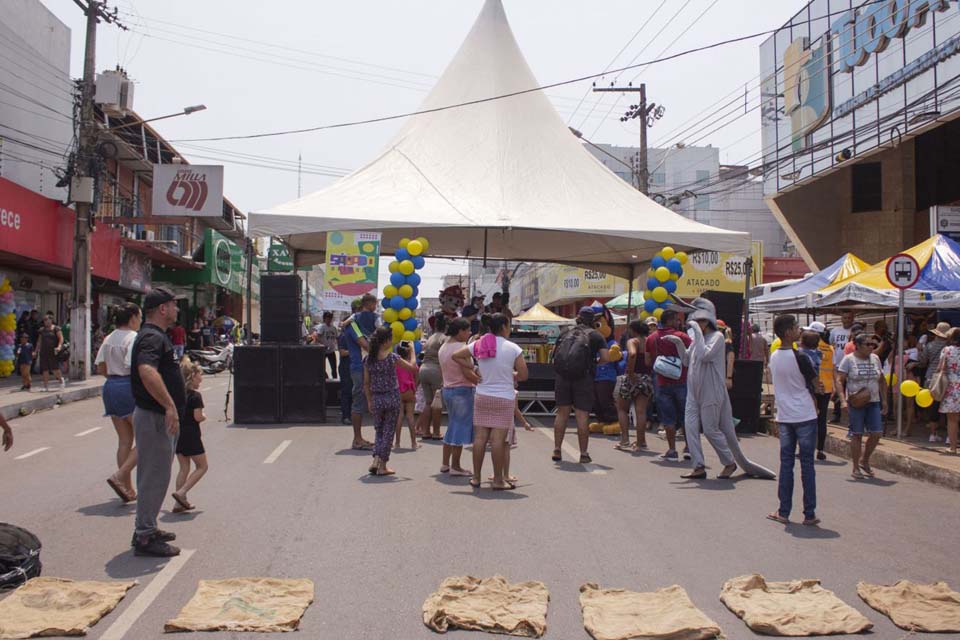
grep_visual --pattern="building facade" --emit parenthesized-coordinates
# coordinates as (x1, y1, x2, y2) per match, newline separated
(760, 0, 960, 268)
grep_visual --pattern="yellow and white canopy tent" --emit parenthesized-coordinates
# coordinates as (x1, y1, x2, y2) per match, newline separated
(513, 303, 573, 325)
(249, 0, 749, 278)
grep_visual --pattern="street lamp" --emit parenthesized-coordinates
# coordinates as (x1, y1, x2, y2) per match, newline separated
(107, 104, 207, 131)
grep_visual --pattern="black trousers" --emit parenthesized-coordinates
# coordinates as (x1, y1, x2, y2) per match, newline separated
(815, 393, 831, 452)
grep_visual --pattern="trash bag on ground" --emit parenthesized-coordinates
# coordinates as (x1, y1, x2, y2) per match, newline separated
(0, 523, 41, 591)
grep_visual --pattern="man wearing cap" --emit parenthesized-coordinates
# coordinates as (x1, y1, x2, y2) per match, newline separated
(552, 307, 612, 464)
(462, 295, 485, 335)
(129, 287, 185, 557)
(829, 312, 856, 421)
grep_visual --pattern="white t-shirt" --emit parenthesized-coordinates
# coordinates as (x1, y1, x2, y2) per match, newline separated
(830, 326, 851, 367)
(769, 348, 817, 424)
(468, 336, 523, 400)
(838, 353, 883, 403)
(94, 328, 137, 376)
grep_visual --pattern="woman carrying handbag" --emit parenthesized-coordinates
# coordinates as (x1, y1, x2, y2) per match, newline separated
(838, 333, 888, 479)
(932, 328, 960, 454)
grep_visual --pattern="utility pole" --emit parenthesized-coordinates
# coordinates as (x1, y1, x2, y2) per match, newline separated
(592, 82, 664, 195)
(69, 1, 124, 380)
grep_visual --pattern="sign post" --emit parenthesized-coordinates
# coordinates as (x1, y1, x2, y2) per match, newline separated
(885, 253, 921, 439)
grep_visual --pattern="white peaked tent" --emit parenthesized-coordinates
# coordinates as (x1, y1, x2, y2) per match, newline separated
(249, 0, 749, 278)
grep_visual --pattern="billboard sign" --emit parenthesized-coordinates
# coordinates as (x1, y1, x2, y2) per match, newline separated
(152, 164, 224, 218)
(322, 231, 381, 312)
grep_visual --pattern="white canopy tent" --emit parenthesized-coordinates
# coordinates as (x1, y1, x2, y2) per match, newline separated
(249, 0, 749, 278)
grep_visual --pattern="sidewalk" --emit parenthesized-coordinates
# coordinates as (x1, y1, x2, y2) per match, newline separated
(0, 375, 104, 421)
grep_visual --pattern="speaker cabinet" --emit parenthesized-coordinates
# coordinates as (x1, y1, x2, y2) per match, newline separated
(233, 346, 279, 424)
(702, 290, 744, 349)
(731, 394, 761, 434)
(518, 363, 556, 393)
(731, 360, 764, 398)
(261, 274, 303, 299)
(261, 318, 302, 344)
(280, 345, 327, 423)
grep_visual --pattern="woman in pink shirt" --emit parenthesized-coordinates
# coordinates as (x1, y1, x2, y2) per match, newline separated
(438, 318, 478, 477)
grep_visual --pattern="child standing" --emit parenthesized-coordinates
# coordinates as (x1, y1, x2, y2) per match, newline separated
(171, 360, 208, 513)
(394, 341, 419, 450)
(364, 326, 417, 476)
(16, 333, 33, 391)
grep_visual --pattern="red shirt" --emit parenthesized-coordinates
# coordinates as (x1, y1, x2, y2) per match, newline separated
(645, 328, 692, 386)
(170, 325, 187, 346)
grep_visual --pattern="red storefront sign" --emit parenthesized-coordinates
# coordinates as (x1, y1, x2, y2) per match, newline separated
(0, 176, 120, 281)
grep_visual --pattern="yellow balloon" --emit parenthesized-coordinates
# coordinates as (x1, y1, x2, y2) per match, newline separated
(608, 344, 623, 361)
(884, 373, 898, 387)
(384, 285, 398, 298)
(383, 308, 399, 324)
(402, 330, 416, 342)
(388, 260, 400, 273)
(399, 237, 410, 248)
(900, 380, 920, 398)
(655, 266, 671, 282)
(398, 307, 412, 320)
(640, 311, 651, 320)
(414, 327, 423, 340)
(406, 240, 423, 256)
(391, 321, 405, 338)
(415, 236, 430, 252)
(647, 269, 655, 279)
(653, 307, 664, 320)
(670, 273, 680, 282)
(675, 251, 688, 265)
(398, 284, 414, 298)
(661, 246, 676, 261)
(399, 260, 415, 275)
(652, 286, 668, 303)
(916, 389, 934, 408)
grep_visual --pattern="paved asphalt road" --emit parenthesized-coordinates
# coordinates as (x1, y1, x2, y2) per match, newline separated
(2, 377, 959, 639)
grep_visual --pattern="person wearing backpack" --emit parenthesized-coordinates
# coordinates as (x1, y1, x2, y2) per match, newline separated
(645, 310, 691, 461)
(552, 307, 612, 464)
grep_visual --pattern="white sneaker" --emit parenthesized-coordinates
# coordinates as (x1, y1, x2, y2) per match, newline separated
(929, 434, 942, 443)
(60, 379, 66, 391)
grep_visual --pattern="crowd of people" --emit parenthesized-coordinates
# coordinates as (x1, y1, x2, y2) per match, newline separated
(14, 309, 67, 392)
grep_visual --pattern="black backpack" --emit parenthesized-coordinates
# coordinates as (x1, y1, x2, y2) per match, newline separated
(554, 325, 593, 379)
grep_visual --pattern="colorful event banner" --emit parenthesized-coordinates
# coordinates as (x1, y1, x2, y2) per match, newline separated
(323, 231, 381, 311)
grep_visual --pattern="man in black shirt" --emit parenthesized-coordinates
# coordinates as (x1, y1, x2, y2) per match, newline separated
(462, 295, 484, 335)
(130, 286, 186, 557)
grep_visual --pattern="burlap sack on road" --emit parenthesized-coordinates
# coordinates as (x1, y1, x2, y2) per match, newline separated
(858, 580, 960, 632)
(578, 583, 722, 640)
(0, 576, 135, 639)
(164, 578, 314, 633)
(720, 574, 872, 636)
(422, 575, 549, 637)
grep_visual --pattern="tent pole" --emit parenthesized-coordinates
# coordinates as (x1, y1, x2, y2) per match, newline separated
(626, 264, 635, 321)
(483, 228, 488, 268)
(740, 256, 753, 359)
(896, 289, 905, 439)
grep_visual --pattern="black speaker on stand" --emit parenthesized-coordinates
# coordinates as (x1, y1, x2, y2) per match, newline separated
(731, 359, 764, 433)
(233, 345, 280, 424)
(702, 290, 744, 347)
(261, 274, 303, 344)
(280, 345, 327, 423)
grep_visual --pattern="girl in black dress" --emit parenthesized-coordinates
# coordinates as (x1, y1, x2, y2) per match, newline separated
(172, 360, 208, 513)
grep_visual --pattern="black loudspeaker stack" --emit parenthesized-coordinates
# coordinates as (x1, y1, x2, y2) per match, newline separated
(517, 363, 556, 393)
(260, 274, 303, 344)
(233, 345, 327, 424)
(731, 359, 764, 434)
(702, 290, 744, 347)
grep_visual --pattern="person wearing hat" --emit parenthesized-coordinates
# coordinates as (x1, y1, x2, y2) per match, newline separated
(919, 321, 952, 437)
(663, 298, 775, 480)
(552, 306, 613, 464)
(129, 286, 186, 557)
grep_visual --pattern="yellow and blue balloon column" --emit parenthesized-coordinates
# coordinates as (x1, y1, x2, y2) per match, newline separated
(640, 246, 688, 322)
(381, 236, 429, 355)
(0, 274, 15, 378)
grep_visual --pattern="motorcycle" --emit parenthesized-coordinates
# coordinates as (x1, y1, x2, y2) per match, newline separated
(187, 342, 233, 375)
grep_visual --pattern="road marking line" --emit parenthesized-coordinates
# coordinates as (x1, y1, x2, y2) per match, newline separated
(263, 440, 292, 464)
(99, 549, 195, 640)
(14, 447, 49, 460)
(74, 427, 102, 437)
(533, 424, 606, 475)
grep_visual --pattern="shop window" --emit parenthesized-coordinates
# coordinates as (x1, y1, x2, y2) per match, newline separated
(852, 163, 882, 212)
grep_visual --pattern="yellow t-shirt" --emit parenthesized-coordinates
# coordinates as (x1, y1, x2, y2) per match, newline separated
(818, 340, 835, 394)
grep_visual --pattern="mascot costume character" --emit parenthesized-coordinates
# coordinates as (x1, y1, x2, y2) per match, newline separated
(589, 304, 623, 435)
(662, 297, 775, 480)
(430, 284, 465, 331)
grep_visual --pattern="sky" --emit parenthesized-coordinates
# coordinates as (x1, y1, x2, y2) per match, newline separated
(40, 0, 809, 295)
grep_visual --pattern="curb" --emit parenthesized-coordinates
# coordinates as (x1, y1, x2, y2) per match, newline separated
(763, 420, 960, 492)
(0, 385, 102, 421)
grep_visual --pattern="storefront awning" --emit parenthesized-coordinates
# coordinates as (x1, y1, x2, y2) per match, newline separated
(121, 238, 202, 270)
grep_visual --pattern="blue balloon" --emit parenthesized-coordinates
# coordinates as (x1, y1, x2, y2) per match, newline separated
(405, 297, 419, 310)
(410, 286, 419, 299)
(667, 258, 683, 274)
(389, 272, 405, 287)
(414, 340, 423, 355)
(390, 295, 405, 310)
(403, 318, 418, 331)
(395, 248, 411, 262)
(643, 299, 657, 313)
(412, 255, 426, 269)
(406, 273, 422, 287)
(663, 279, 677, 294)
(652, 256, 666, 270)
(646, 277, 659, 291)
(381, 297, 390, 309)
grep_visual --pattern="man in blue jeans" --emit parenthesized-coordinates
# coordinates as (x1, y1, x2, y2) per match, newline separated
(645, 310, 691, 461)
(767, 314, 820, 526)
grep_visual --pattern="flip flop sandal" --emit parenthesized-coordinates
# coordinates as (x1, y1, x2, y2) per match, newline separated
(682, 470, 707, 479)
(614, 443, 633, 451)
(766, 512, 789, 524)
(579, 453, 592, 464)
(492, 483, 515, 491)
(353, 442, 374, 451)
(861, 466, 875, 477)
(851, 470, 865, 480)
(803, 517, 821, 526)
(450, 469, 472, 477)
(172, 504, 188, 514)
(440, 466, 450, 473)
(171, 493, 192, 510)
(375, 468, 396, 476)
(551, 449, 562, 462)
(469, 479, 481, 489)
(107, 477, 131, 502)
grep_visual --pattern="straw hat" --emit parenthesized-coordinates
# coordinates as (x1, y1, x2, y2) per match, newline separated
(931, 322, 952, 339)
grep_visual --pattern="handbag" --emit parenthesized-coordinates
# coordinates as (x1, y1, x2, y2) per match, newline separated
(652, 334, 682, 381)
(848, 387, 871, 409)
(930, 369, 948, 402)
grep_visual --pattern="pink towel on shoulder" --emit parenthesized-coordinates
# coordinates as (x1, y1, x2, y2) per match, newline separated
(475, 333, 498, 359)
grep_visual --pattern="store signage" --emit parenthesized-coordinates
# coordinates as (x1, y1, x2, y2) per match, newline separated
(152, 229, 244, 295)
(783, 36, 831, 151)
(0, 207, 21, 231)
(931, 205, 960, 241)
(267, 242, 294, 272)
(152, 164, 224, 218)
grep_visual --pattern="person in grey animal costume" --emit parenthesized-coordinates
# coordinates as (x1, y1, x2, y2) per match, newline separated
(662, 298, 776, 480)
